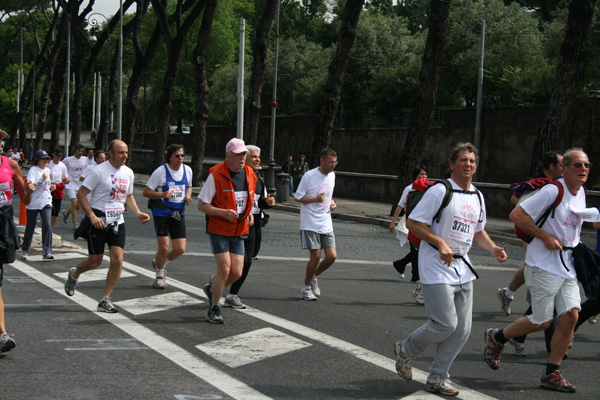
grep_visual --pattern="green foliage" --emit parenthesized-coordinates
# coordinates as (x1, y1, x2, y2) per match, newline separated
(261, 36, 333, 115)
(340, 11, 425, 116)
(441, 0, 553, 106)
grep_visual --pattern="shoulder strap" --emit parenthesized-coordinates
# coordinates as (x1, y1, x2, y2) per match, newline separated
(432, 180, 453, 223)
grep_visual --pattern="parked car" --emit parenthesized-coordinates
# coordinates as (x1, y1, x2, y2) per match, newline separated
(182, 126, 191, 134)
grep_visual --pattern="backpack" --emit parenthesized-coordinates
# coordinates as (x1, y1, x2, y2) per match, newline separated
(405, 178, 483, 244)
(509, 178, 564, 243)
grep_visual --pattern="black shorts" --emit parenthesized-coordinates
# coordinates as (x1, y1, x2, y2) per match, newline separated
(0, 263, 3, 287)
(153, 215, 186, 239)
(51, 198, 62, 217)
(87, 223, 126, 255)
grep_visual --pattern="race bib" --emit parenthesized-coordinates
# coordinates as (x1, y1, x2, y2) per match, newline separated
(448, 215, 476, 245)
(168, 184, 185, 203)
(105, 201, 125, 224)
(0, 182, 11, 206)
(234, 191, 248, 215)
(51, 170, 62, 184)
(251, 197, 260, 215)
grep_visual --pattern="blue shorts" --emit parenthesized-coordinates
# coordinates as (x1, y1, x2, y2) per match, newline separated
(208, 233, 245, 256)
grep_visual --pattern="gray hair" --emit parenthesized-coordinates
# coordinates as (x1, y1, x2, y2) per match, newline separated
(562, 147, 585, 165)
(246, 145, 261, 154)
(449, 142, 479, 165)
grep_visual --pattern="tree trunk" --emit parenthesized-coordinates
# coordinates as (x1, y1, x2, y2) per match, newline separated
(391, 0, 452, 215)
(35, 13, 69, 151)
(529, 0, 597, 175)
(151, 0, 206, 170)
(244, 0, 278, 145)
(310, 0, 364, 166)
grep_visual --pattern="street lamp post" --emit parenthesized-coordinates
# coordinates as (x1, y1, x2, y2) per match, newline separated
(117, 0, 123, 140)
(88, 13, 110, 150)
(266, 0, 281, 194)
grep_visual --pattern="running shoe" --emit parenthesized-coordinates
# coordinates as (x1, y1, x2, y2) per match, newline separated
(203, 275, 215, 308)
(20, 250, 27, 260)
(207, 305, 224, 324)
(64, 267, 78, 296)
(413, 285, 424, 305)
(589, 314, 598, 324)
(393, 339, 414, 380)
(497, 288, 512, 316)
(0, 333, 16, 353)
(72, 223, 78, 231)
(43, 254, 54, 260)
(311, 276, 321, 297)
(425, 376, 459, 396)
(540, 369, 576, 393)
(300, 287, 317, 301)
(97, 297, 119, 313)
(224, 295, 246, 309)
(62, 209, 69, 223)
(509, 337, 526, 357)
(153, 276, 167, 289)
(152, 259, 167, 289)
(484, 328, 504, 370)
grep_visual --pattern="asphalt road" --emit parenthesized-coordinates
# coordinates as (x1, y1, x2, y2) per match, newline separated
(1, 187, 598, 399)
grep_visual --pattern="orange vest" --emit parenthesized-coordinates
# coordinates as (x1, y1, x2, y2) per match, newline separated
(206, 162, 256, 236)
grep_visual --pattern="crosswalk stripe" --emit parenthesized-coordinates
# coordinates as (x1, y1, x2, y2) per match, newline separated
(10, 260, 273, 400)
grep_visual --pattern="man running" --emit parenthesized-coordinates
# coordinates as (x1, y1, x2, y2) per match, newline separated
(64, 140, 150, 313)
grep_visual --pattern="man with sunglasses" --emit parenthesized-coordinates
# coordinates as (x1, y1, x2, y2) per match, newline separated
(485, 148, 591, 393)
(143, 144, 192, 289)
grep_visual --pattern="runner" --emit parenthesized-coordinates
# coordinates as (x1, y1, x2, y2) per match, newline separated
(143, 144, 192, 289)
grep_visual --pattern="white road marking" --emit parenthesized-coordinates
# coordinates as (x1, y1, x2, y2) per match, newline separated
(11, 260, 272, 400)
(47, 338, 150, 351)
(54, 267, 136, 282)
(19, 248, 498, 399)
(118, 258, 497, 400)
(125, 250, 516, 271)
(196, 327, 311, 368)
(115, 291, 204, 315)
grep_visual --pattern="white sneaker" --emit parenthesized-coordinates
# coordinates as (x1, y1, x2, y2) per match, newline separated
(20, 250, 27, 260)
(62, 209, 69, 223)
(425, 376, 459, 396)
(301, 287, 317, 301)
(589, 314, 598, 324)
(311, 276, 321, 297)
(413, 285, 424, 305)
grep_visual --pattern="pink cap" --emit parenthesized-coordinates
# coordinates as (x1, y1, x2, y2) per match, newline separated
(226, 138, 247, 154)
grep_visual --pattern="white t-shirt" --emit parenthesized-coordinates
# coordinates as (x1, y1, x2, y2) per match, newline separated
(63, 155, 88, 190)
(26, 165, 52, 210)
(409, 179, 486, 285)
(197, 172, 249, 215)
(11, 152, 20, 162)
(520, 178, 585, 279)
(80, 161, 99, 180)
(294, 167, 336, 234)
(146, 164, 193, 193)
(398, 183, 413, 209)
(48, 160, 68, 184)
(87, 156, 95, 166)
(83, 161, 134, 225)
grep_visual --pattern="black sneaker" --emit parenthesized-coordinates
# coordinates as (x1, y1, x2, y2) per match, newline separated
(97, 297, 119, 313)
(0, 333, 16, 353)
(203, 275, 215, 308)
(64, 268, 78, 296)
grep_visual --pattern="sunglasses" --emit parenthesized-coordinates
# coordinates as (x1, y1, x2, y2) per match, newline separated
(174, 154, 185, 158)
(564, 162, 592, 169)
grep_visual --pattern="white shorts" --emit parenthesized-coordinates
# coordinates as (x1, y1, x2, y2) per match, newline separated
(524, 264, 581, 325)
(65, 187, 78, 200)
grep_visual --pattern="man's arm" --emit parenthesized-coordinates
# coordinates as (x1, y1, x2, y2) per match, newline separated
(509, 205, 562, 250)
(295, 193, 326, 204)
(406, 218, 455, 266)
(126, 193, 150, 223)
(474, 230, 507, 262)
(77, 186, 104, 228)
(198, 200, 238, 220)
(389, 205, 404, 233)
